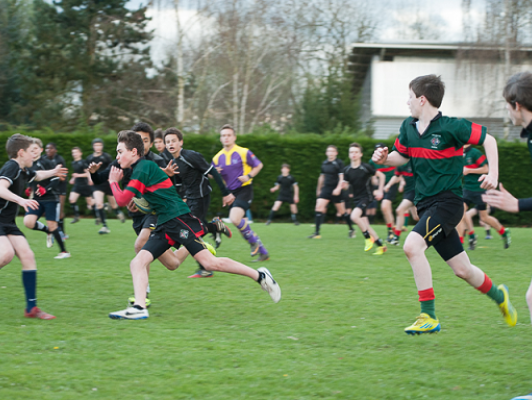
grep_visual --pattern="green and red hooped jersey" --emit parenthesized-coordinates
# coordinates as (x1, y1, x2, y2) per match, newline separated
(369, 160, 396, 183)
(125, 159, 190, 225)
(392, 113, 487, 204)
(394, 160, 415, 193)
(463, 147, 487, 192)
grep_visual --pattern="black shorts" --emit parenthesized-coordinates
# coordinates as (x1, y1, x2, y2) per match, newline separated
(0, 223, 24, 236)
(352, 197, 371, 217)
(412, 192, 464, 260)
(403, 189, 415, 203)
(463, 189, 487, 211)
(367, 199, 377, 209)
(141, 213, 208, 259)
(318, 187, 343, 203)
(132, 214, 158, 236)
(276, 194, 293, 204)
(383, 183, 399, 201)
(187, 195, 211, 222)
(71, 184, 93, 198)
(230, 185, 253, 211)
(58, 180, 68, 196)
(25, 201, 60, 222)
(93, 182, 113, 196)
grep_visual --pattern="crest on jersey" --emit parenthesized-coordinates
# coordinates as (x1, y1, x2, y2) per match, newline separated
(431, 137, 440, 147)
(179, 229, 189, 239)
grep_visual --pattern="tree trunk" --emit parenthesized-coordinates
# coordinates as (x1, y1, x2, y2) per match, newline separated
(174, 0, 184, 124)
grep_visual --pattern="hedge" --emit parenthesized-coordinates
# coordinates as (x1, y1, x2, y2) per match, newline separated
(1, 131, 532, 226)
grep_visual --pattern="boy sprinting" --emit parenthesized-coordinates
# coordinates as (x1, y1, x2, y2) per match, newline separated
(22, 139, 70, 259)
(266, 164, 300, 226)
(372, 74, 516, 334)
(0, 134, 67, 319)
(106, 131, 280, 319)
(342, 143, 386, 255)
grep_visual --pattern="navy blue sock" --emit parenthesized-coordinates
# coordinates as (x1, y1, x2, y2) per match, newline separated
(22, 270, 37, 312)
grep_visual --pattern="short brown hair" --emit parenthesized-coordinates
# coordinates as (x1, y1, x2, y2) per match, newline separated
(72, 146, 82, 152)
(32, 137, 43, 148)
(409, 75, 445, 108)
(327, 145, 338, 151)
(281, 163, 290, 169)
(6, 133, 33, 159)
(220, 124, 236, 135)
(503, 72, 532, 111)
(154, 128, 164, 140)
(349, 142, 363, 152)
(117, 130, 144, 157)
(164, 127, 183, 142)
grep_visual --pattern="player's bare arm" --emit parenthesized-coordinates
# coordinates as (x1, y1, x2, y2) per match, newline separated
(293, 184, 299, 204)
(372, 147, 409, 166)
(478, 134, 498, 190)
(332, 173, 344, 196)
(374, 170, 385, 201)
(237, 162, 263, 183)
(270, 184, 279, 193)
(0, 180, 39, 212)
(316, 175, 324, 196)
(35, 165, 68, 182)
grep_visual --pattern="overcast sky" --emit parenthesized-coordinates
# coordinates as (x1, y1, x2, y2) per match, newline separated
(125, 0, 483, 64)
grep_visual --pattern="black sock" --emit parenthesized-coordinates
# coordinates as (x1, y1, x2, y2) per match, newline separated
(59, 219, 65, 233)
(315, 212, 323, 234)
(51, 229, 67, 252)
(257, 271, 265, 283)
(113, 208, 121, 215)
(205, 222, 217, 234)
(375, 238, 383, 246)
(363, 231, 371, 239)
(268, 210, 275, 221)
(98, 208, 107, 226)
(133, 304, 145, 310)
(291, 213, 298, 222)
(368, 214, 375, 224)
(22, 270, 37, 312)
(486, 229, 491, 235)
(71, 203, 80, 217)
(344, 213, 354, 230)
(32, 221, 49, 233)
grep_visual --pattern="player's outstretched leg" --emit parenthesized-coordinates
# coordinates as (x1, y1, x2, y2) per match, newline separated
(443, 238, 517, 327)
(195, 250, 280, 303)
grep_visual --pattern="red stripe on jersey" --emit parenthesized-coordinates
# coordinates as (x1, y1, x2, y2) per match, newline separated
(410, 146, 464, 159)
(145, 178, 174, 193)
(127, 179, 146, 194)
(379, 166, 396, 173)
(465, 155, 487, 169)
(468, 123, 482, 145)
(394, 138, 409, 156)
(399, 171, 414, 177)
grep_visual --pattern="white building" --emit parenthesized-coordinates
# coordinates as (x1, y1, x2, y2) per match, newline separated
(351, 42, 532, 140)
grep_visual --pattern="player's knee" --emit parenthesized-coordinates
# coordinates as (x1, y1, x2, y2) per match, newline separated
(23, 217, 33, 229)
(403, 239, 421, 259)
(17, 249, 35, 267)
(0, 249, 15, 268)
(452, 264, 471, 280)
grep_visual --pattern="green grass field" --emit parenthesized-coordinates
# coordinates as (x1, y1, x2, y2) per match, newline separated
(1, 218, 531, 400)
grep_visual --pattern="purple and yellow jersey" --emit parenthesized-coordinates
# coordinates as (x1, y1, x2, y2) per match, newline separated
(212, 145, 261, 191)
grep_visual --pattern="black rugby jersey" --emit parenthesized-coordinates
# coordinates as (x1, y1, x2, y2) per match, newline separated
(343, 163, 376, 201)
(275, 174, 297, 198)
(0, 160, 36, 224)
(321, 159, 344, 188)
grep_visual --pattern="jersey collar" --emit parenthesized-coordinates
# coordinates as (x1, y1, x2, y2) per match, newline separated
(520, 120, 532, 138)
(409, 111, 442, 126)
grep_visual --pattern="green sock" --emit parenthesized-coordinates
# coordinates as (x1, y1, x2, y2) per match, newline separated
(420, 300, 436, 319)
(486, 284, 504, 304)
